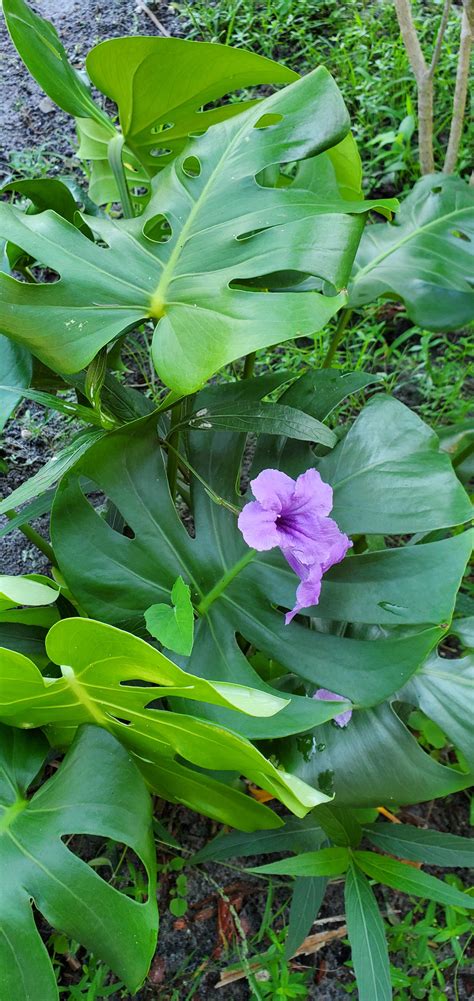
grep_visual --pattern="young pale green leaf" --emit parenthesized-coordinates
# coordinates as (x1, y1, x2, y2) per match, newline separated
(0, 723, 157, 1001)
(364, 823, 474, 868)
(191, 815, 326, 865)
(354, 852, 474, 910)
(3, 0, 113, 127)
(185, 402, 337, 446)
(249, 846, 350, 877)
(0, 69, 361, 392)
(285, 876, 328, 959)
(0, 617, 327, 823)
(0, 335, 32, 431)
(82, 35, 298, 205)
(0, 574, 59, 611)
(344, 863, 392, 1001)
(145, 575, 195, 656)
(349, 174, 474, 329)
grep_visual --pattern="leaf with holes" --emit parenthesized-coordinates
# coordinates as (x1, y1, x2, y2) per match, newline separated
(349, 174, 474, 329)
(0, 617, 332, 826)
(0, 69, 364, 392)
(50, 382, 472, 767)
(0, 723, 157, 1001)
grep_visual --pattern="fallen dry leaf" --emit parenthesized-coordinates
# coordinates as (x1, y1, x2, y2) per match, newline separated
(215, 925, 347, 988)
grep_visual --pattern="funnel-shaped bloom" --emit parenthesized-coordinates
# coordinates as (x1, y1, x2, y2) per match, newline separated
(238, 467, 351, 624)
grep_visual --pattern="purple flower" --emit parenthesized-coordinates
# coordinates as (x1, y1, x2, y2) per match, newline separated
(238, 468, 351, 624)
(313, 689, 353, 728)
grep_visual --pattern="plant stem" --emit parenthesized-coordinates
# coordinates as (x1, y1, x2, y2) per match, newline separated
(394, 0, 434, 173)
(242, 351, 256, 379)
(196, 549, 257, 615)
(166, 405, 182, 502)
(5, 510, 55, 565)
(107, 134, 134, 218)
(444, 2, 473, 172)
(322, 309, 352, 368)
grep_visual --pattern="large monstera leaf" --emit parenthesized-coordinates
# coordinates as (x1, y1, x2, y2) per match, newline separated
(51, 380, 472, 752)
(0, 723, 157, 1001)
(0, 617, 331, 827)
(349, 174, 474, 329)
(0, 335, 32, 431)
(0, 69, 363, 393)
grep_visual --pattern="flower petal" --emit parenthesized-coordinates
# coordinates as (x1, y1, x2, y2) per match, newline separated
(284, 561, 323, 624)
(313, 688, 353, 728)
(238, 501, 280, 551)
(250, 468, 295, 512)
(293, 468, 333, 517)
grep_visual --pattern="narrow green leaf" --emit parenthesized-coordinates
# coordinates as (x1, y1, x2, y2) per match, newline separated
(191, 815, 325, 864)
(344, 863, 392, 1001)
(364, 823, 474, 868)
(145, 576, 195, 656)
(186, 402, 337, 446)
(0, 429, 106, 515)
(285, 876, 327, 959)
(313, 805, 362, 847)
(354, 852, 474, 910)
(250, 846, 350, 877)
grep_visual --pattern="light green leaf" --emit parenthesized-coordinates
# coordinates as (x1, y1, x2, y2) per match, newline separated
(0, 574, 59, 612)
(83, 35, 298, 204)
(344, 863, 392, 1001)
(0, 723, 157, 1001)
(354, 851, 474, 910)
(364, 823, 474, 868)
(250, 846, 350, 877)
(0, 617, 327, 825)
(145, 575, 195, 656)
(349, 174, 474, 329)
(0, 69, 362, 392)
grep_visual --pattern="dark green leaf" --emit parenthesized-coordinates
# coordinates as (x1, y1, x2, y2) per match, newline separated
(364, 823, 474, 868)
(313, 805, 362, 847)
(185, 402, 337, 446)
(0, 723, 157, 1000)
(344, 862, 391, 1001)
(349, 174, 474, 330)
(354, 852, 474, 910)
(285, 876, 327, 959)
(0, 335, 32, 431)
(191, 815, 325, 864)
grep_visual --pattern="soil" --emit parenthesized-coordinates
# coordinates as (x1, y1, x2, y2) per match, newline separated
(0, 3, 473, 1000)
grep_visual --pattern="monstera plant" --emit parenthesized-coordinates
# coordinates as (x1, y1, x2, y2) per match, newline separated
(0, 1, 473, 998)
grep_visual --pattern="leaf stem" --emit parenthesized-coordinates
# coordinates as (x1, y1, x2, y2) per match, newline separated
(166, 405, 182, 502)
(5, 510, 55, 565)
(243, 352, 256, 379)
(196, 549, 257, 615)
(322, 309, 353, 368)
(107, 134, 134, 219)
